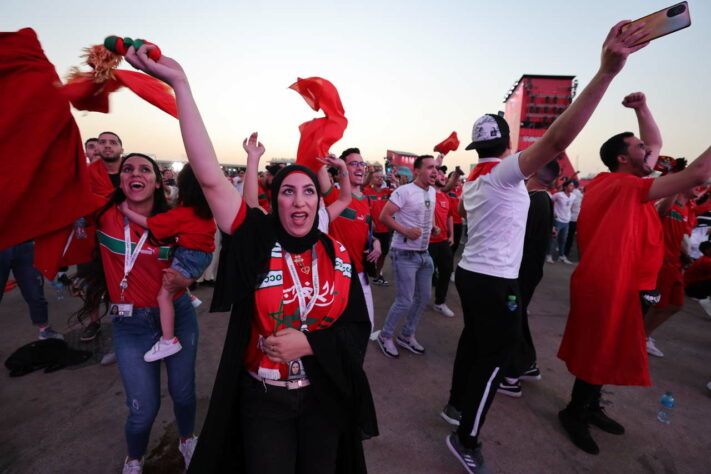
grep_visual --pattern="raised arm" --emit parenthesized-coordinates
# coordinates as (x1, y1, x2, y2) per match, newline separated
(622, 92, 662, 169)
(124, 45, 241, 233)
(648, 147, 711, 202)
(242, 132, 266, 211)
(117, 201, 148, 228)
(518, 21, 650, 177)
(317, 162, 333, 194)
(320, 155, 352, 222)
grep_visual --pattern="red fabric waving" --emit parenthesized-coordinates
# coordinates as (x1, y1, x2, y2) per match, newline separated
(290, 77, 348, 173)
(0, 28, 104, 252)
(60, 70, 178, 118)
(558, 173, 663, 386)
(434, 131, 460, 155)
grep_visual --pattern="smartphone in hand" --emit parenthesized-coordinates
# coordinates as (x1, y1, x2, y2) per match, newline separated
(621, 2, 691, 46)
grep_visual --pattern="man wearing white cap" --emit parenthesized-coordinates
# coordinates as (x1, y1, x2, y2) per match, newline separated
(441, 21, 651, 474)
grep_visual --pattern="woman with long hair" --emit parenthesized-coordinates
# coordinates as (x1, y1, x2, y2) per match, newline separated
(125, 46, 377, 473)
(78, 153, 199, 474)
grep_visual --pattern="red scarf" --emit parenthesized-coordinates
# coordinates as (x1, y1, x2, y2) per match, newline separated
(466, 159, 501, 182)
(244, 239, 352, 380)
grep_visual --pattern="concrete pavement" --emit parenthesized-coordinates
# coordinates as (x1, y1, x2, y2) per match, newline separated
(1, 260, 710, 473)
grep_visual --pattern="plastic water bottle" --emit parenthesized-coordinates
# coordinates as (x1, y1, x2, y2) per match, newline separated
(55, 281, 65, 301)
(657, 391, 675, 424)
(507, 295, 518, 311)
(74, 217, 88, 239)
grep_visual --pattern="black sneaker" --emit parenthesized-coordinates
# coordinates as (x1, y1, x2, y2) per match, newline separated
(520, 365, 542, 381)
(441, 404, 462, 426)
(558, 408, 599, 455)
(446, 433, 492, 474)
(372, 277, 390, 287)
(497, 378, 522, 398)
(80, 321, 101, 342)
(589, 407, 625, 435)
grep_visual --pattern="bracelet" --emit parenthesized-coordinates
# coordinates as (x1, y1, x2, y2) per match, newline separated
(339, 171, 349, 177)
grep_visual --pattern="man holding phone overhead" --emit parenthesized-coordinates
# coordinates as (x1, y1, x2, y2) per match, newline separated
(442, 21, 652, 474)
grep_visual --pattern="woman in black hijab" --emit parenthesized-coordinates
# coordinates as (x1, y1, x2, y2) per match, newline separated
(125, 47, 377, 474)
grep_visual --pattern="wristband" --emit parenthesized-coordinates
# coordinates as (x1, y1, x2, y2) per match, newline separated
(339, 171, 349, 177)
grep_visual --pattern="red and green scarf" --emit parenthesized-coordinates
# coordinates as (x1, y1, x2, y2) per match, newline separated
(244, 237, 352, 380)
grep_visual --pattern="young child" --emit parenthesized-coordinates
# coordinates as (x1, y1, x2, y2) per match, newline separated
(119, 164, 216, 362)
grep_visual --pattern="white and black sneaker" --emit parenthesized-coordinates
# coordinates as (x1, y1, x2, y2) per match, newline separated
(377, 334, 399, 359)
(446, 433, 492, 474)
(497, 378, 522, 398)
(396, 334, 425, 355)
(520, 365, 542, 381)
(441, 404, 462, 426)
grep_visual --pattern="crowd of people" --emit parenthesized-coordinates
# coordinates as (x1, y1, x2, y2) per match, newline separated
(3, 19, 711, 474)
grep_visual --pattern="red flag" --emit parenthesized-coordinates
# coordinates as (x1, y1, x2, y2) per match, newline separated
(60, 43, 178, 118)
(0, 28, 105, 252)
(290, 77, 347, 173)
(434, 131, 460, 155)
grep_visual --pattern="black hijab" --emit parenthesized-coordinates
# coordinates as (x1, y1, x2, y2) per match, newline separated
(210, 164, 334, 312)
(270, 164, 322, 254)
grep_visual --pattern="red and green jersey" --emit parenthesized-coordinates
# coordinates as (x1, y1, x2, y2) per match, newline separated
(98, 206, 181, 308)
(258, 182, 271, 213)
(323, 187, 371, 274)
(362, 184, 391, 233)
(430, 190, 452, 243)
(660, 201, 689, 267)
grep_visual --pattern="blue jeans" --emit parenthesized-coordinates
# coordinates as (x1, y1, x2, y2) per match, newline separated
(112, 293, 198, 459)
(0, 241, 48, 326)
(381, 248, 434, 339)
(549, 220, 569, 258)
(172, 246, 213, 279)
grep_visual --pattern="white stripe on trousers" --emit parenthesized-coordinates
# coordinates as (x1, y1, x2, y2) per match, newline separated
(470, 366, 500, 438)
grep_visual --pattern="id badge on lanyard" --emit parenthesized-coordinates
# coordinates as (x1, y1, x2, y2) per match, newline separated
(284, 246, 319, 332)
(111, 217, 148, 318)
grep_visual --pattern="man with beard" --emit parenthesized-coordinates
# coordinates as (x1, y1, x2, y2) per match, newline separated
(319, 148, 381, 327)
(429, 166, 458, 318)
(558, 92, 711, 455)
(376, 155, 438, 358)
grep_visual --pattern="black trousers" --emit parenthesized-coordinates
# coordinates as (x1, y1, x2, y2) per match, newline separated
(239, 375, 340, 474)
(451, 223, 464, 256)
(449, 268, 522, 447)
(428, 240, 453, 305)
(564, 221, 577, 258)
(686, 279, 711, 299)
(568, 377, 603, 414)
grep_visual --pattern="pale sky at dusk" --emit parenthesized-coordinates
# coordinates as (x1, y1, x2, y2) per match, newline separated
(4, 0, 710, 175)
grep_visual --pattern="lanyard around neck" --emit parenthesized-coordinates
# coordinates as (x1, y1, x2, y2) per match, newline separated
(120, 217, 149, 300)
(284, 246, 319, 331)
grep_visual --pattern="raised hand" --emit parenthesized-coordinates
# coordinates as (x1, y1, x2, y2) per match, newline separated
(243, 132, 265, 159)
(317, 153, 345, 172)
(622, 92, 646, 109)
(600, 20, 650, 76)
(124, 44, 187, 87)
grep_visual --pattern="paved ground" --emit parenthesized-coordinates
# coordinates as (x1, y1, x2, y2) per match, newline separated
(1, 258, 710, 473)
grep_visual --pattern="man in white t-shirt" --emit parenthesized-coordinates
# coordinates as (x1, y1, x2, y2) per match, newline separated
(546, 180, 576, 264)
(376, 155, 438, 358)
(564, 182, 584, 259)
(440, 21, 650, 473)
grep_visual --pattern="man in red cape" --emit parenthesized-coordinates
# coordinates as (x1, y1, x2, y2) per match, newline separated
(0, 28, 105, 254)
(557, 92, 711, 455)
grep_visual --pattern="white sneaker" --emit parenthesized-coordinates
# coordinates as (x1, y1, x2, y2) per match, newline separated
(697, 297, 711, 317)
(396, 334, 425, 355)
(559, 256, 573, 264)
(144, 337, 183, 362)
(450, 273, 455, 283)
(122, 457, 143, 474)
(100, 351, 117, 366)
(433, 303, 455, 318)
(377, 334, 399, 358)
(646, 337, 664, 358)
(179, 435, 198, 469)
(190, 295, 202, 308)
(706, 381, 711, 393)
(545, 255, 554, 264)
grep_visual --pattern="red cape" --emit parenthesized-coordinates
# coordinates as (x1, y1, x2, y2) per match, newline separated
(0, 28, 105, 253)
(558, 173, 663, 386)
(290, 77, 347, 173)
